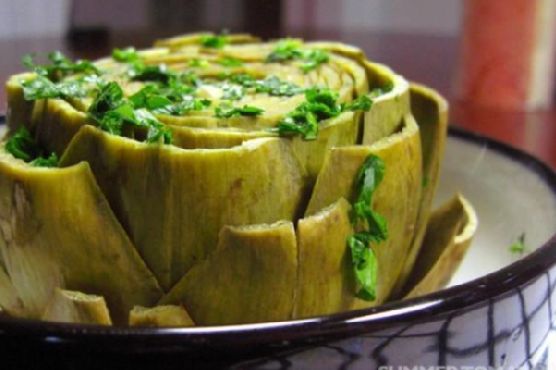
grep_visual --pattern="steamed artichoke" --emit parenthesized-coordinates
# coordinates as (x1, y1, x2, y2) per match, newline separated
(0, 33, 476, 326)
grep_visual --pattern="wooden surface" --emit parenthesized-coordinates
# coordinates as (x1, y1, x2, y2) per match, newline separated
(0, 31, 554, 168)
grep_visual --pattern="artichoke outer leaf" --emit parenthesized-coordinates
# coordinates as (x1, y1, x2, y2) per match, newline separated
(160, 221, 297, 325)
(360, 62, 411, 146)
(305, 113, 422, 308)
(390, 83, 449, 298)
(0, 151, 163, 323)
(60, 126, 307, 291)
(293, 198, 356, 318)
(404, 194, 478, 299)
(129, 305, 194, 327)
(42, 288, 112, 325)
(0, 263, 25, 317)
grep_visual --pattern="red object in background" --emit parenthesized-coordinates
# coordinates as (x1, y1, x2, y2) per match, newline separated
(456, 0, 556, 111)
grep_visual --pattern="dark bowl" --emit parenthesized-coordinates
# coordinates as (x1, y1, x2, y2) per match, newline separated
(0, 123, 555, 370)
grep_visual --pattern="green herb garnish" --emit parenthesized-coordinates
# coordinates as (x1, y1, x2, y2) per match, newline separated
(129, 63, 176, 84)
(227, 74, 303, 97)
(510, 233, 527, 255)
(129, 82, 209, 115)
(200, 34, 228, 49)
(112, 47, 139, 63)
(215, 104, 264, 118)
(275, 87, 341, 140)
(218, 56, 244, 67)
(266, 39, 304, 62)
(347, 154, 387, 300)
(254, 76, 303, 97)
(5, 127, 58, 167)
(300, 50, 330, 73)
(21, 75, 89, 101)
(342, 95, 373, 112)
(88, 81, 172, 144)
(275, 90, 374, 139)
(189, 58, 209, 68)
(369, 83, 394, 98)
(23, 51, 99, 82)
(266, 39, 329, 73)
(348, 234, 378, 301)
(221, 84, 244, 100)
(228, 74, 257, 87)
(160, 97, 212, 115)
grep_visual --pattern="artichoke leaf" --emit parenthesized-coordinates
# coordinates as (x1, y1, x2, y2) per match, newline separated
(129, 305, 194, 327)
(154, 32, 260, 50)
(404, 194, 478, 299)
(0, 151, 163, 323)
(42, 288, 112, 325)
(0, 263, 24, 317)
(160, 221, 297, 325)
(293, 198, 356, 318)
(360, 63, 410, 145)
(305, 113, 422, 307)
(390, 83, 449, 298)
(60, 126, 307, 290)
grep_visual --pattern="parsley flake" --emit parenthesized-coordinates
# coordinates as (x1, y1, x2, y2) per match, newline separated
(5, 127, 58, 167)
(112, 47, 140, 63)
(215, 104, 264, 118)
(266, 39, 329, 73)
(200, 34, 228, 49)
(88, 81, 172, 144)
(22, 51, 99, 82)
(347, 154, 387, 301)
(510, 233, 527, 255)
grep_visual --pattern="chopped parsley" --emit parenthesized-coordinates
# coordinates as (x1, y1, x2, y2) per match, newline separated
(112, 47, 139, 63)
(217, 56, 244, 67)
(275, 89, 374, 139)
(5, 127, 58, 167)
(254, 76, 303, 97)
(266, 39, 329, 73)
(129, 63, 176, 84)
(221, 84, 244, 100)
(227, 74, 303, 97)
(299, 50, 330, 73)
(510, 233, 527, 255)
(228, 73, 257, 87)
(200, 34, 228, 49)
(215, 104, 264, 118)
(129, 82, 210, 115)
(112, 47, 176, 84)
(347, 154, 388, 301)
(342, 95, 373, 112)
(88, 81, 172, 144)
(266, 39, 304, 62)
(23, 51, 99, 82)
(21, 75, 91, 101)
(369, 83, 394, 98)
(189, 58, 209, 68)
(275, 87, 341, 140)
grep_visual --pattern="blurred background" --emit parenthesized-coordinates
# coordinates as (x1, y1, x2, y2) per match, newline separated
(0, 0, 554, 165)
(0, 0, 462, 96)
